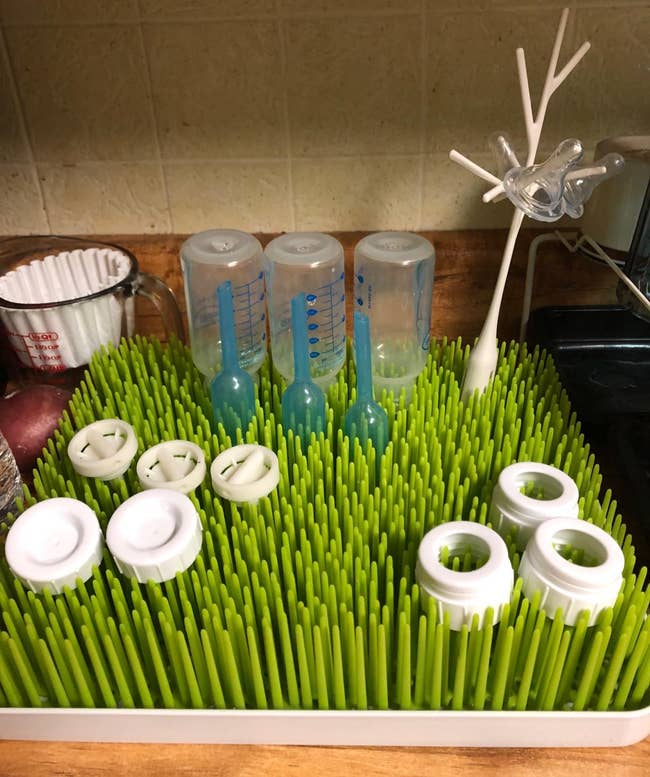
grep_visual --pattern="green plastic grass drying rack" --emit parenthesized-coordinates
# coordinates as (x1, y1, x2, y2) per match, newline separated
(0, 336, 648, 747)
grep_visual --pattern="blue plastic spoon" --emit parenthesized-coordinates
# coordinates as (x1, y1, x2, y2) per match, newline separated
(210, 281, 256, 442)
(344, 311, 388, 459)
(281, 292, 326, 440)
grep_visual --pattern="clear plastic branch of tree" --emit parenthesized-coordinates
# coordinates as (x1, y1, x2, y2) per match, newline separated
(449, 7, 624, 401)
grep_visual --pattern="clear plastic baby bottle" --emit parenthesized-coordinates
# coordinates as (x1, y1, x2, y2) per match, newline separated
(354, 232, 435, 393)
(264, 232, 346, 387)
(180, 229, 267, 379)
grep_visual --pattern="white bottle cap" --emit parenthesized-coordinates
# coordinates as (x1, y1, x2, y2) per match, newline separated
(264, 232, 343, 268)
(415, 521, 514, 630)
(354, 231, 434, 265)
(106, 489, 203, 584)
(68, 419, 138, 480)
(136, 440, 206, 494)
(489, 462, 580, 549)
(210, 443, 279, 504)
(5, 497, 104, 594)
(181, 229, 262, 267)
(518, 517, 625, 626)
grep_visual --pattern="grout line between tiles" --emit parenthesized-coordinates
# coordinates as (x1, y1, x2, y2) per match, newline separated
(134, 1, 173, 233)
(6, 2, 639, 30)
(0, 3, 639, 29)
(0, 25, 51, 231)
(277, 8, 422, 20)
(0, 9, 423, 29)
(0, 17, 274, 29)
(277, 7, 296, 231)
(6, 152, 457, 168)
(1, 3, 617, 31)
(417, 0, 427, 231)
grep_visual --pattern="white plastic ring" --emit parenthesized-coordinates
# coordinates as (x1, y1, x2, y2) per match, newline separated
(106, 489, 203, 584)
(5, 497, 104, 594)
(68, 419, 138, 480)
(489, 462, 579, 549)
(518, 517, 625, 626)
(136, 440, 206, 494)
(415, 521, 514, 630)
(210, 444, 279, 504)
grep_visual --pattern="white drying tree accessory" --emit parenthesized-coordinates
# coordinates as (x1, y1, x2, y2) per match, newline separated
(449, 7, 590, 401)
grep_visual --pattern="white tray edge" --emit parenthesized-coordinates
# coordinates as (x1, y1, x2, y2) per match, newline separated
(0, 706, 648, 748)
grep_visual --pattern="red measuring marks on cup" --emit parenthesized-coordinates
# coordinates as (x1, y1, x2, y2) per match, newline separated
(5, 329, 66, 371)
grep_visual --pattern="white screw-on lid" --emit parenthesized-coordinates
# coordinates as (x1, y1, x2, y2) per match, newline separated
(180, 229, 263, 267)
(5, 497, 104, 594)
(106, 489, 203, 584)
(415, 521, 514, 630)
(67, 419, 138, 480)
(518, 517, 625, 626)
(355, 231, 434, 265)
(210, 443, 279, 504)
(136, 440, 206, 494)
(264, 232, 343, 268)
(489, 462, 580, 549)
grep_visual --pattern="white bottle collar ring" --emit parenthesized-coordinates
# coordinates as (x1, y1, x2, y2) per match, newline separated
(490, 461, 579, 549)
(415, 521, 514, 631)
(519, 517, 624, 626)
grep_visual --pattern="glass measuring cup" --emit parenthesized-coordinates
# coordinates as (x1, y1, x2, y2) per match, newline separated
(354, 232, 435, 394)
(180, 230, 267, 379)
(264, 232, 346, 387)
(0, 235, 183, 384)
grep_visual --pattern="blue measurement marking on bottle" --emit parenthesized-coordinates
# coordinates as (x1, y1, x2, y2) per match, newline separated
(231, 272, 266, 352)
(354, 267, 372, 310)
(305, 273, 346, 363)
(414, 259, 433, 352)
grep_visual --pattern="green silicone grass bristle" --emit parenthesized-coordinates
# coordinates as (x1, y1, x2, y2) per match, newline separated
(0, 334, 648, 713)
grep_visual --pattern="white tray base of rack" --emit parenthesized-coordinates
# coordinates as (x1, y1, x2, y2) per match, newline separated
(0, 707, 648, 747)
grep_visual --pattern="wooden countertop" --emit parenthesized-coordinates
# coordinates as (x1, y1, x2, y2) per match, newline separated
(1, 230, 647, 775)
(2, 737, 649, 777)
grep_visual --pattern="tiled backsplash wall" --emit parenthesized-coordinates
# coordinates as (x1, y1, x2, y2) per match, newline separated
(0, 1, 647, 235)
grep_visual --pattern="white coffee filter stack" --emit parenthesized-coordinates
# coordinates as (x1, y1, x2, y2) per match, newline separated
(0, 248, 132, 369)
